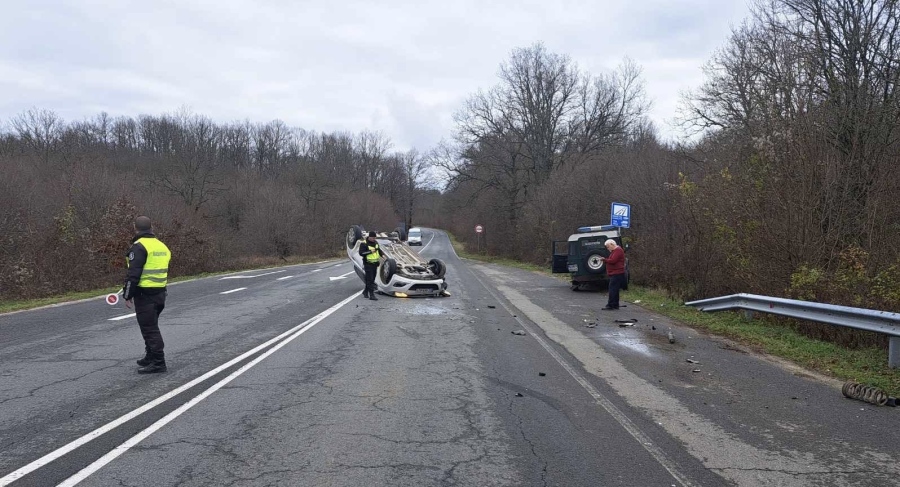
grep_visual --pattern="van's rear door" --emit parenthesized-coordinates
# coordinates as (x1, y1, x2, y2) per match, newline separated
(551, 241, 569, 273)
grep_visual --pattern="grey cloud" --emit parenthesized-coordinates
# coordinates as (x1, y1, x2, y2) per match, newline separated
(0, 0, 751, 145)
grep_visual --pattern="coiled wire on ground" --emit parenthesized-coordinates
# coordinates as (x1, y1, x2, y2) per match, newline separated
(842, 381, 889, 406)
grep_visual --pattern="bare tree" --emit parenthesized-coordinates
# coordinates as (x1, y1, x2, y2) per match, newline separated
(397, 149, 431, 229)
(11, 108, 64, 163)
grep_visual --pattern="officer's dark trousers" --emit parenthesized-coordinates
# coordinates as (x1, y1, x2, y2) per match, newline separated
(135, 291, 166, 362)
(364, 264, 378, 296)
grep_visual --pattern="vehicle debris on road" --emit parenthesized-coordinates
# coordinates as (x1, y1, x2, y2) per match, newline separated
(842, 381, 898, 407)
(511, 330, 527, 336)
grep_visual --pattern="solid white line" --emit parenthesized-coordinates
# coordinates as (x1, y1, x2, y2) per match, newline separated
(276, 275, 294, 281)
(0, 293, 361, 487)
(219, 288, 246, 295)
(107, 314, 136, 321)
(420, 231, 436, 252)
(446, 231, 461, 259)
(56, 292, 360, 487)
(469, 272, 697, 487)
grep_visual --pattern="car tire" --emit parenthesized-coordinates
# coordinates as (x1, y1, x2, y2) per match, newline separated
(428, 258, 446, 279)
(381, 258, 397, 284)
(347, 225, 363, 249)
(394, 227, 407, 242)
(583, 250, 607, 274)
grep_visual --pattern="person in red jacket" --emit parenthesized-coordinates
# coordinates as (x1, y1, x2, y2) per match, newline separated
(600, 239, 626, 310)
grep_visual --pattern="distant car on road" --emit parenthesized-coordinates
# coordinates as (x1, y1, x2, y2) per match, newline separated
(407, 227, 423, 246)
(346, 225, 449, 297)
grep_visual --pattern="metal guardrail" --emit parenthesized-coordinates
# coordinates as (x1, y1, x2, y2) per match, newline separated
(684, 293, 900, 368)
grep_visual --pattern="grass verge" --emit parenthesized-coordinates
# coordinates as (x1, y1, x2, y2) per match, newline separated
(0, 254, 340, 314)
(447, 233, 549, 274)
(447, 234, 900, 397)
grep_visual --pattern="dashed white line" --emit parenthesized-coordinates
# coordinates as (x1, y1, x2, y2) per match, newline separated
(276, 275, 294, 281)
(219, 270, 286, 280)
(311, 269, 323, 273)
(329, 271, 355, 281)
(219, 287, 246, 295)
(0, 292, 361, 487)
(108, 314, 136, 321)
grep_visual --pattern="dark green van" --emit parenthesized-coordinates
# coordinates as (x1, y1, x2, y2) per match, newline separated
(551, 225, 629, 291)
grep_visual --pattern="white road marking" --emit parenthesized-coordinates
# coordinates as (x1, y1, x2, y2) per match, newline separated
(329, 271, 355, 281)
(311, 269, 323, 273)
(219, 288, 246, 294)
(55, 292, 361, 487)
(420, 231, 436, 251)
(108, 314, 136, 321)
(276, 275, 294, 281)
(0, 292, 361, 487)
(470, 270, 697, 487)
(219, 270, 286, 280)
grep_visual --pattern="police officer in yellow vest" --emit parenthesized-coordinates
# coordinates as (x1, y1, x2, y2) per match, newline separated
(123, 216, 171, 374)
(359, 231, 381, 301)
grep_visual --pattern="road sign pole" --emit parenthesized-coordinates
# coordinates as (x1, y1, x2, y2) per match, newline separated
(474, 224, 484, 254)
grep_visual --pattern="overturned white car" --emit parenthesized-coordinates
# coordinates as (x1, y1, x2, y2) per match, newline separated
(346, 225, 449, 298)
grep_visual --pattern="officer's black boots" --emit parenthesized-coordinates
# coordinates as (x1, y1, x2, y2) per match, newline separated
(136, 347, 152, 366)
(138, 361, 167, 374)
(138, 353, 167, 374)
(362, 290, 369, 299)
(369, 294, 378, 301)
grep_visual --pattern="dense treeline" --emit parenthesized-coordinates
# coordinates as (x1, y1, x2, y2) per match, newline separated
(437, 0, 900, 328)
(0, 109, 431, 299)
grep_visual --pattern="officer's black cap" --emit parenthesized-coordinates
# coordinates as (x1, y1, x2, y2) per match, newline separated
(368, 231, 377, 238)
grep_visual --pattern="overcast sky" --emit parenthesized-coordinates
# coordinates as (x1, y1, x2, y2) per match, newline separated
(0, 0, 750, 151)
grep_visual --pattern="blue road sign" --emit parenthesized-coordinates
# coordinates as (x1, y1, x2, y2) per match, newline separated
(611, 202, 631, 228)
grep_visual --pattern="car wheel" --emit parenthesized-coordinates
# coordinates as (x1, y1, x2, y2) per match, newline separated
(380, 258, 397, 284)
(347, 225, 363, 249)
(394, 227, 407, 242)
(583, 250, 606, 274)
(428, 258, 446, 279)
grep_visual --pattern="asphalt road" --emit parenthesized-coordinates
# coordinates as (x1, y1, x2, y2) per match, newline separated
(1, 229, 897, 486)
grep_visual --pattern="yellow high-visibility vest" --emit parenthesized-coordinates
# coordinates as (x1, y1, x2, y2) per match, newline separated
(365, 243, 381, 264)
(130, 237, 171, 288)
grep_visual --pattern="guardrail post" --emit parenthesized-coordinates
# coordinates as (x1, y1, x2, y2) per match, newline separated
(890, 338, 900, 369)
(742, 310, 754, 321)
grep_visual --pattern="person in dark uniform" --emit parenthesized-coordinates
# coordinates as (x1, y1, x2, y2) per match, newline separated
(123, 216, 171, 373)
(359, 231, 381, 301)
